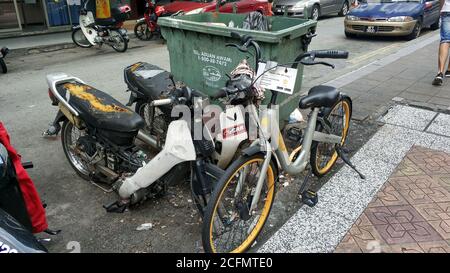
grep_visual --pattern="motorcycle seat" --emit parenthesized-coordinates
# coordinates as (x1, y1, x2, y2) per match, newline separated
(95, 18, 117, 27)
(56, 81, 144, 133)
(124, 62, 173, 99)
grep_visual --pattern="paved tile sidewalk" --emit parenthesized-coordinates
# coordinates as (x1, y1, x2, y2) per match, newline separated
(335, 145, 450, 253)
(260, 105, 450, 253)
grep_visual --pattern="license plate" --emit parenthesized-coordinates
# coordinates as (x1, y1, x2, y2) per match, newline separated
(365, 26, 377, 33)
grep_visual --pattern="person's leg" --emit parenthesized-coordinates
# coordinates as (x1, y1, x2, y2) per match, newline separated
(446, 42, 450, 75)
(434, 14, 450, 85)
(439, 42, 450, 73)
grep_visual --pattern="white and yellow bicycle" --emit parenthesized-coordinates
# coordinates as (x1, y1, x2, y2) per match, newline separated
(202, 32, 365, 253)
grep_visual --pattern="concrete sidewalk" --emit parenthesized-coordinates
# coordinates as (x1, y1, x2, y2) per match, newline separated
(325, 34, 450, 121)
(0, 20, 138, 51)
(0, 32, 73, 50)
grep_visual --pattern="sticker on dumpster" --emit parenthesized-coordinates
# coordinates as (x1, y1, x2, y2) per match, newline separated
(203, 66, 221, 82)
(193, 50, 232, 67)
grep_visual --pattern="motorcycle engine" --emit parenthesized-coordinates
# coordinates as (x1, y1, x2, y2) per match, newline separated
(76, 136, 97, 157)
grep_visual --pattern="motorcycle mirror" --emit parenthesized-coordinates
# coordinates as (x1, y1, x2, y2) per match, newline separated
(0, 143, 9, 178)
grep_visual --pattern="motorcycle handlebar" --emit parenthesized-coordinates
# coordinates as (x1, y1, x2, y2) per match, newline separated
(150, 98, 173, 106)
(211, 88, 227, 100)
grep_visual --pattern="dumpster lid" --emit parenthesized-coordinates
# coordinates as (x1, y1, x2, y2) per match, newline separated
(158, 13, 317, 44)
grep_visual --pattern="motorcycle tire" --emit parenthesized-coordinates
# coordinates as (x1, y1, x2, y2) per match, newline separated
(61, 120, 91, 181)
(71, 28, 93, 48)
(110, 30, 128, 53)
(0, 58, 7, 74)
(134, 21, 154, 41)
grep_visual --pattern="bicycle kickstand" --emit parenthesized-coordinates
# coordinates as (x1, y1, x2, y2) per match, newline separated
(298, 169, 318, 208)
(336, 146, 366, 179)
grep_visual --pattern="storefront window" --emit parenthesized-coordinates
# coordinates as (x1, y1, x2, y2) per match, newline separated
(44, 0, 71, 26)
(0, 0, 21, 30)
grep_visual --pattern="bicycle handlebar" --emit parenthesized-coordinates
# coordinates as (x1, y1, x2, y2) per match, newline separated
(313, 50, 349, 59)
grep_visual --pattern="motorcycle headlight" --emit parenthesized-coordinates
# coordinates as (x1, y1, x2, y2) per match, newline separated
(185, 8, 205, 15)
(387, 16, 414, 22)
(345, 15, 360, 21)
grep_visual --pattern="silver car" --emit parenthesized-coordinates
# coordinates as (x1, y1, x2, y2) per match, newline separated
(272, 0, 352, 20)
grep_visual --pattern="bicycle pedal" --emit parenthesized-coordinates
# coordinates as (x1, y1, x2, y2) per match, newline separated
(301, 190, 318, 208)
(286, 127, 303, 142)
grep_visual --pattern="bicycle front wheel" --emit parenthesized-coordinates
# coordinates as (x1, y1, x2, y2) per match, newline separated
(310, 97, 352, 177)
(202, 153, 277, 253)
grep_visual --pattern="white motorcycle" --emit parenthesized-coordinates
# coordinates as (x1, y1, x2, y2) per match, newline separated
(71, 0, 130, 53)
(45, 68, 251, 214)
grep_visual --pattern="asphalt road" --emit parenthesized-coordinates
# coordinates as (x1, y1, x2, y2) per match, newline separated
(0, 16, 438, 253)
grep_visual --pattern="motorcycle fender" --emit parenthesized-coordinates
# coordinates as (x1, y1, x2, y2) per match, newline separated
(59, 104, 82, 129)
(215, 106, 247, 169)
(79, 12, 97, 45)
(118, 28, 129, 42)
(242, 145, 261, 157)
(136, 18, 146, 23)
(118, 120, 196, 199)
(0, 209, 47, 253)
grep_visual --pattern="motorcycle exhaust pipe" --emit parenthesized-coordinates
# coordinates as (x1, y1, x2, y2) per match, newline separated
(136, 130, 160, 150)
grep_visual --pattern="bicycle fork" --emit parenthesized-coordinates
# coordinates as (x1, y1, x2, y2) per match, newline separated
(249, 140, 273, 213)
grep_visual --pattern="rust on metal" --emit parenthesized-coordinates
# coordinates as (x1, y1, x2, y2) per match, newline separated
(63, 83, 130, 113)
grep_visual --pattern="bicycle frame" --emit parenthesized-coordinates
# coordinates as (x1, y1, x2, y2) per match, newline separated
(245, 93, 343, 212)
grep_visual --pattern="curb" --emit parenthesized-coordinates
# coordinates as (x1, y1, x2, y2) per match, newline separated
(6, 30, 140, 56)
(8, 43, 77, 57)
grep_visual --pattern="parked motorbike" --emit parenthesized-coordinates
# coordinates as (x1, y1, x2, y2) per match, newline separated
(0, 47, 9, 74)
(134, 0, 166, 41)
(123, 62, 249, 168)
(71, 0, 131, 53)
(0, 123, 59, 253)
(45, 70, 253, 213)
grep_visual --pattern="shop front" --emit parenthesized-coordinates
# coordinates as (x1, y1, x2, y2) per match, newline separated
(0, 0, 85, 34)
(0, 0, 163, 36)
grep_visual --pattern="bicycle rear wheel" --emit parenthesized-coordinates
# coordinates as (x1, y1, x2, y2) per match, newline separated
(202, 153, 277, 253)
(310, 97, 352, 177)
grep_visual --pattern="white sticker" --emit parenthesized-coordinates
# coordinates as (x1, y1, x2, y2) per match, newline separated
(256, 62, 298, 95)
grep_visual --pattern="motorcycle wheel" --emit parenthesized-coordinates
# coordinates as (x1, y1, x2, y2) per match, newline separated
(61, 120, 91, 181)
(110, 29, 128, 53)
(71, 28, 93, 48)
(135, 100, 167, 147)
(134, 21, 154, 41)
(0, 58, 6, 74)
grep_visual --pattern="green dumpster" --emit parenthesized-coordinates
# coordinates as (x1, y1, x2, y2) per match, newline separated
(158, 13, 317, 121)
